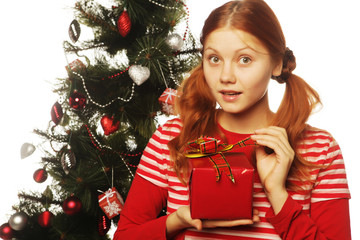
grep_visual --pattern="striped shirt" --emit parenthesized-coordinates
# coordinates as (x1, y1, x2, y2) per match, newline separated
(136, 118, 350, 239)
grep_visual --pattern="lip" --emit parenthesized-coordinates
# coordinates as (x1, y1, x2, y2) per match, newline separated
(219, 90, 242, 101)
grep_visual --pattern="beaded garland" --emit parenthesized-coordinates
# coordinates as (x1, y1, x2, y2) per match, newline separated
(72, 71, 136, 108)
(134, 47, 178, 86)
(147, 0, 190, 44)
(83, 124, 139, 170)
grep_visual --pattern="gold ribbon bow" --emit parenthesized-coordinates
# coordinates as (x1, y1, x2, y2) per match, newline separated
(186, 136, 256, 183)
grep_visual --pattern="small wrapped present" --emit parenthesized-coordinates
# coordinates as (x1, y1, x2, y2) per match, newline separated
(98, 187, 124, 219)
(187, 137, 255, 220)
(158, 88, 177, 115)
(65, 59, 86, 73)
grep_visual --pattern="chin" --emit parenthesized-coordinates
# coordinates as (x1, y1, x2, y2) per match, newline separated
(220, 106, 248, 115)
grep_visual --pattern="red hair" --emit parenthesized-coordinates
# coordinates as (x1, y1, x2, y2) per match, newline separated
(168, 0, 321, 189)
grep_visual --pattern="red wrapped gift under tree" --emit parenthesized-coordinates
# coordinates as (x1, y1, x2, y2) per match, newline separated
(187, 137, 255, 220)
(98, 187, 124, 219)
(158, 88, 177, 115)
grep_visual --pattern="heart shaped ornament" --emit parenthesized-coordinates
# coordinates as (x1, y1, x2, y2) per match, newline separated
(101, 115, 120, 136)
(129, 65, 150, 86)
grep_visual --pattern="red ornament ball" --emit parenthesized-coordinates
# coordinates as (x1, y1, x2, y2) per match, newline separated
(62, 196, 82, 216)
(100, 115, 120, 136)
(0, 223, 13, 240)
(117, 9, 131, 37)
(38, 211, 54, 228)
(69, 91, 86, 110)
(33, 168, 48, 183)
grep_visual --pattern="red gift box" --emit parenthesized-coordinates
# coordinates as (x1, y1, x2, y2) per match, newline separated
(158, 88, 177, 115)
(65, 59, 86, 73)
(98, 187, 124, 219)
(189, 152, 254, 220)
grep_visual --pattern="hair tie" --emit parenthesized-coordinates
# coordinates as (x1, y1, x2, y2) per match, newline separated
(272, 47, 296, 83)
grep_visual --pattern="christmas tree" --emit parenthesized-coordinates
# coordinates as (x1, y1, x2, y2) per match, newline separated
(0, 0, 200, 239)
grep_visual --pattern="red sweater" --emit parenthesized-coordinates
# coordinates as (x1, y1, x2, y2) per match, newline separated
(114, 119, 351, 239)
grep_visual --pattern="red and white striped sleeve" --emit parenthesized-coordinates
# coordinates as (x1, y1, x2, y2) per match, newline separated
(136, 118, 182, 189)
(309, 130, 351, 203)
(266, 129, 351, 239)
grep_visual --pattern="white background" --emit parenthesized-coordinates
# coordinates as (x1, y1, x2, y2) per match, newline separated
(0, 0, 359, 238)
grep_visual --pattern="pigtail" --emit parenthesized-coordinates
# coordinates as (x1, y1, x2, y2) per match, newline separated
(272, 74, 321, 145)
(271, 49, 322, 187)
(169, 64, 218, 185)
(175, 64, 217, 140)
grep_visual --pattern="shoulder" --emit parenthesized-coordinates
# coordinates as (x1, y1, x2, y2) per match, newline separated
(301, 125, 337, 147)
(145, 117, 182, 147)
(160, 117, 183, 136)
(146, 117, 182, 148)
(154, 117, 183, 141)
(299, 125, 341, 165)
(302, 125, 335, 141)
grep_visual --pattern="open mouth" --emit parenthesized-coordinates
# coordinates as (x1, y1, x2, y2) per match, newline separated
(219, 90, 242, 101)
(220, 91, 242, 96)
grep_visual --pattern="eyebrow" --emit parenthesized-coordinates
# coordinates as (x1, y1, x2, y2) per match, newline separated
(203, 46, 251, 54)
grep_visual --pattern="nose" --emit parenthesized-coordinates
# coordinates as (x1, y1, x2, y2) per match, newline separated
(220, 62, 235, 84)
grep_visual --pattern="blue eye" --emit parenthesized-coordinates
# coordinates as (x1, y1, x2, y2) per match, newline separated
(239, 57, 251, 64)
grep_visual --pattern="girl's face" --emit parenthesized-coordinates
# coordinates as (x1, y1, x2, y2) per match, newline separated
(203, 28, 281, 116)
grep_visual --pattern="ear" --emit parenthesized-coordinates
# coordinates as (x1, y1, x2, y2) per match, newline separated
(272, 60, 283, 77)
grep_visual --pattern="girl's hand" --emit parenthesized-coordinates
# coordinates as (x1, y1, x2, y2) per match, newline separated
(166, 206, 259, 237)
(251, 126, 295, 213)
(202, 208, 260, 229)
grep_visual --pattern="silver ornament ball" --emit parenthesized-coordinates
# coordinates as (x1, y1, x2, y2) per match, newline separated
(166, 33, 184, 51)
(9, 212, 28, 231)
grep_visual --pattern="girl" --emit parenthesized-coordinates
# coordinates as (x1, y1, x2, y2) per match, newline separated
(114, 0, 351, 239)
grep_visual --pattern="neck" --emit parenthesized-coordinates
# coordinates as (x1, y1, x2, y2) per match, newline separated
(217, 93, 274, 134)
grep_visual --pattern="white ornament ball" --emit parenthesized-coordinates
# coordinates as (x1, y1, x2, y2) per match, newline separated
(129, 65, 150, 86)
(166, 33, 184, 51)
(9, 212, 28, 231)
